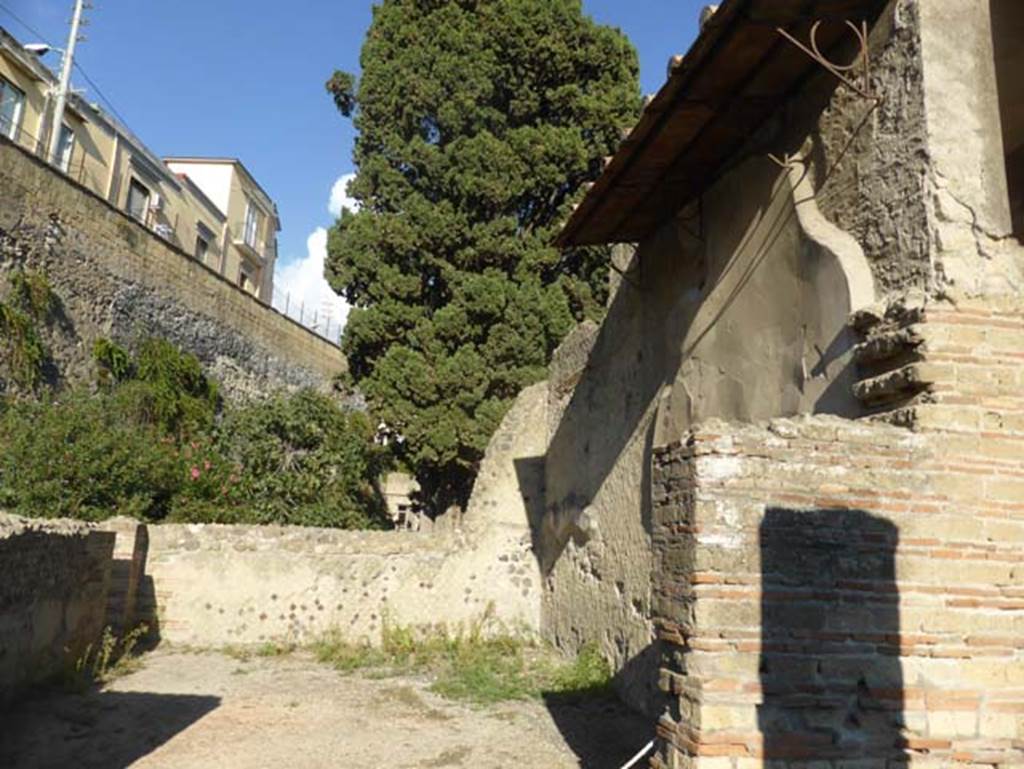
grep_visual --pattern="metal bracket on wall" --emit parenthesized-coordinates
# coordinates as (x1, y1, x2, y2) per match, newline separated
(776, 19, 879, 102)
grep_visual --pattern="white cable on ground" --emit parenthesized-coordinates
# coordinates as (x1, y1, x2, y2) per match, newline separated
(619, 739, 655, 769)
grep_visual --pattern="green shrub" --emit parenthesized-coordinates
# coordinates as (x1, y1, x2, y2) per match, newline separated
(0, 388, 182, 521)
(3, 335, 386, 530)
(0, 270, 58, 390)
(8, 271, 59, 322)
(92, 338, 218, 436)
(0, 303, 46, 389)
(172, 389, 390, 529)
(92, 338, 135, 386)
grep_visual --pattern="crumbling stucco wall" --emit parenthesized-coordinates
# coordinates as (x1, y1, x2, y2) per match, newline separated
(0, 514, 114, 705)
(536, 106, 877, 717)
(0, 138, 344, 399)
(916, 0, 1024, 295)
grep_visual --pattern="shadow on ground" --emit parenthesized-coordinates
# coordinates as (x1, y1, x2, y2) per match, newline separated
(0, 689, 219, 769)
(543, 690, 652, 769)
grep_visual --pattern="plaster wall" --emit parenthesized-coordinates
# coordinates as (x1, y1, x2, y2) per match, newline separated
(538, 146, 873, 716)
(915, 0, 1024, 295)
(104, 383, 547, 648)
(0, 515, 114, 705)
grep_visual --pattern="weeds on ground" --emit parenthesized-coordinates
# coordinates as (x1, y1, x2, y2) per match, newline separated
(311, 612, 612, 705)
(63, 624, 149, 692)
(223, 640, 296, 662)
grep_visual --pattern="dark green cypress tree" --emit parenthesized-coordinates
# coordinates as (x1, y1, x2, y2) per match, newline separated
(326, 0, 640, 514)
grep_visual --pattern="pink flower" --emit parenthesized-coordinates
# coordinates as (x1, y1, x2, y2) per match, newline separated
(190, 466, 200, 481)
(203, 460, 212, 470)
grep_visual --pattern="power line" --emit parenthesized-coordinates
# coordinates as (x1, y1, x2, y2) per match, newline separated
(0, 1, 131, 128)
(0, 1, 53, 46)
(72, 61, 130, 127)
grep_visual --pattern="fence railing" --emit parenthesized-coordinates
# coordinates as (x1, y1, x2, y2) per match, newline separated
(270, 286, 344, 346)
(4, 123, 111, 197)
(4, 123, 344, 347)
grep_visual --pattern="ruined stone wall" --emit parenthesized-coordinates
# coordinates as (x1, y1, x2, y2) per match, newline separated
(102, 383, 548, 648)
(651, 298, 1024, 769)
(0, 138, 345, 399)
(0, 514, 114, 705)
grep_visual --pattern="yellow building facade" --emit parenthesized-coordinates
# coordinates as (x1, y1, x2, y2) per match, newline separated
(0, 26, 277, 301)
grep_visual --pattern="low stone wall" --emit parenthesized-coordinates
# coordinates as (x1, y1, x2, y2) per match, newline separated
(0, 137, 344, 399)
(0, 514, 114, 705)
(102, 383, 548, 648)
(117, 523, 530, 646)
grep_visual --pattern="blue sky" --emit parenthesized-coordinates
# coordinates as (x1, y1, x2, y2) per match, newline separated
(3, 0, 702, 323)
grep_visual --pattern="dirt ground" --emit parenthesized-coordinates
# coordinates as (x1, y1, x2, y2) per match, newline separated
(0, 649, 652, 769)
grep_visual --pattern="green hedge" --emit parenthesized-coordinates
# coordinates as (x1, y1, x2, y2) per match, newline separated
(0, 339, 390, 529)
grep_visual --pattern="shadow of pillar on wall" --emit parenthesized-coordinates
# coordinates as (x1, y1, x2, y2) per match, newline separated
(103, 521, 161, 647)
(759, 507, 906, 767)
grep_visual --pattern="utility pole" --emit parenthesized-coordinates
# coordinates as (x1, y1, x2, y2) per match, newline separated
(46, 0, 86, 168)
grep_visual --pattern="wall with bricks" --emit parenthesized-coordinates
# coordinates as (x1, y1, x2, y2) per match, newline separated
(0, 138, 344, 399)
(650, 297, 1024, 768)
(0, 514, 115, 705)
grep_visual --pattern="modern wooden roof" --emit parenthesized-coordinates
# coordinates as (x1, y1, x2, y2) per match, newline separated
(556, 0, 888, 248)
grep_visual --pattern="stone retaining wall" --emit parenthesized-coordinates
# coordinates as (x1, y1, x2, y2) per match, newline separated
(0, 515, 114, 705)
(0, 137, 344, 399)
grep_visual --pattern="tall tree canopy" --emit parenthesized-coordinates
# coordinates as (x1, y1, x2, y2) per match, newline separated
(326, 0, 641, 514)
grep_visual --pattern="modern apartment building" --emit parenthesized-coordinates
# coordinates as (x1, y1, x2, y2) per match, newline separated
(0, 26, 277, 301)
(164, 159, 279, 301)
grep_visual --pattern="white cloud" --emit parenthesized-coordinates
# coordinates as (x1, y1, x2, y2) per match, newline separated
(328, 173, 359, 218)
(273, 227, 350, 339)
(273, 174, 359, 340)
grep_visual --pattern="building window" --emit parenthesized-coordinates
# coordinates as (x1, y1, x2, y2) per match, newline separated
(992, 0, 1024, 237)
(194, 234, 209, 262)
(126, 178, 151, 222)
(243, 199, 262, 250)
(238, 266, 256, 294)
(55, 124, 76, 173)
(194, 222, 214, 263)
(0, 76, 24, 141)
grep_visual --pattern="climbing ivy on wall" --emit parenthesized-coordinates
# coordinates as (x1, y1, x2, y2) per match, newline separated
(0, 271, 59, 391)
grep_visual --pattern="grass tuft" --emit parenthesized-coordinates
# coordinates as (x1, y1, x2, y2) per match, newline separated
(62, 624, 149, 692)
(311, 612, 613, 705)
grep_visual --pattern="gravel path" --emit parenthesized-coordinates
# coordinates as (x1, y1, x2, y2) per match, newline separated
(0, 649, 651, 769)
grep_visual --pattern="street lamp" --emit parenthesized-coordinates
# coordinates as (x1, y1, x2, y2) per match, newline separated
(23, 43, 58, 56)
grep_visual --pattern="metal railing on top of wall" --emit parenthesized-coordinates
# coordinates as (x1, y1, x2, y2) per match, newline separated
(270, 286, 344, 346)
(4, 122, 110, 198)
(3, 130, 344, 349)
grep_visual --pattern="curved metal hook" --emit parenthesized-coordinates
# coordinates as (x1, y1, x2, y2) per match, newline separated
(777, 19, 877, 102)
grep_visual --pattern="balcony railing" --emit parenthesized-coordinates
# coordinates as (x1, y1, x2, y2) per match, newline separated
(230, 225, 267, 261)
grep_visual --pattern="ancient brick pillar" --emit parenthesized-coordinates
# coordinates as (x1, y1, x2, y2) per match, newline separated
(651, 299, 1024, 768)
